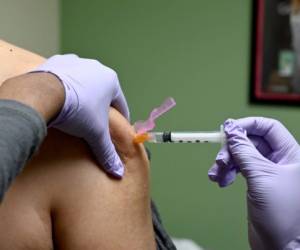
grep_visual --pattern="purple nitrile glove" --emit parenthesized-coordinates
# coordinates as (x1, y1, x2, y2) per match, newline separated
(32, 54, 130, 178)
(210, 117, 300, 249)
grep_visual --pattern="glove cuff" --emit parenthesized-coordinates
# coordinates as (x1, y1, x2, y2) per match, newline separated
(283, 236, 300, 250)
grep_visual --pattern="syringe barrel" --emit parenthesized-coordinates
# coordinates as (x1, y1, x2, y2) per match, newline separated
(148, 130, 225, 144)
(171, 131, 224, 143)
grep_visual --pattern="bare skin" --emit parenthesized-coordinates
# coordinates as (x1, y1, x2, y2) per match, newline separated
(0, 40, 156, 250)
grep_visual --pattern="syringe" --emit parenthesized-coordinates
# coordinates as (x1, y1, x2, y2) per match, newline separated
(133, 125, 225, 144)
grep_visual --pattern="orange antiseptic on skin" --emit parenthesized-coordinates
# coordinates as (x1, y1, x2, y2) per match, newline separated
(133, 133, 150, 144)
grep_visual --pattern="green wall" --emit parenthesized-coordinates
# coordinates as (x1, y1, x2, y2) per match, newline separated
(61, 1, 300, 249)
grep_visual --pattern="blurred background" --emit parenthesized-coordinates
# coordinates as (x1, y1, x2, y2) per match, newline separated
(2, 0, 300, 249)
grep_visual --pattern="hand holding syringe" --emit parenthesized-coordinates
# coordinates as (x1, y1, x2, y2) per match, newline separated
(133, 97, 225, 145)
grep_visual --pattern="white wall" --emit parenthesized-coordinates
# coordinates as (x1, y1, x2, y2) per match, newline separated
(0, 0, 59, 56)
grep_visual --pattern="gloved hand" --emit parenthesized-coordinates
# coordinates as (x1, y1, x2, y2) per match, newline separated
(209, 117, 300, 249)
(32, 54, 130, 178)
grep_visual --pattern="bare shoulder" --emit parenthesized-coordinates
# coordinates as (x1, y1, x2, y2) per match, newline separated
(0, 40, 45, 84)
(0, 41, 155, 250)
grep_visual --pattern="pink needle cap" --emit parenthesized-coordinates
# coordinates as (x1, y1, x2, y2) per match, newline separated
(134, 97, 176, 134)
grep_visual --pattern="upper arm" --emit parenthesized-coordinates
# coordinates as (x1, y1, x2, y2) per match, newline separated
(30, 109, 155, 250)
(0, 109, 155, 250)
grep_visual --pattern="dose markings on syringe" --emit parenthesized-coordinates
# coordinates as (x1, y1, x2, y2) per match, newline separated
(171, 132, 223, 143)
